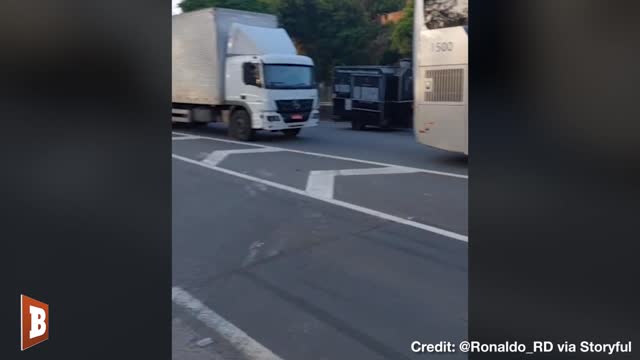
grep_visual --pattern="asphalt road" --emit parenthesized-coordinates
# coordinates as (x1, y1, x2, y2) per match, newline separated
(172, 120, 468, 360)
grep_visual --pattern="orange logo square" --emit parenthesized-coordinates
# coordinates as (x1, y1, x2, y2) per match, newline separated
(20, 294, 49, 351)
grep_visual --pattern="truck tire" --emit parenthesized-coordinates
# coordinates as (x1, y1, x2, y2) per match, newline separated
(282, 128, 301, 138)
(229, 109, 254, 141)
(379, 115, 392, 130)
(351, 118, 366, 130)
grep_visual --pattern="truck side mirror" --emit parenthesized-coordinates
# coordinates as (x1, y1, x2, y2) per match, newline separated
(242, 63, 260, 87)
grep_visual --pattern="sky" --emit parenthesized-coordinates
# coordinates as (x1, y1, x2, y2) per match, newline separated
(172, 0, 182, 15)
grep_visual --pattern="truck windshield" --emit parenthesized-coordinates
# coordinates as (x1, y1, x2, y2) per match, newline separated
(263, 65, 314, 89)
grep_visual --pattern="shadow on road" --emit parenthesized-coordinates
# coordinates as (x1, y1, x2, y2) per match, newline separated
(176, 123, 310, 144)
(343, 127, 407, 133)
(429, 153, 468, 168)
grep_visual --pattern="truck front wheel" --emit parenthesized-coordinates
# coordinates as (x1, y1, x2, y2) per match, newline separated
(229, 109, 254, 141)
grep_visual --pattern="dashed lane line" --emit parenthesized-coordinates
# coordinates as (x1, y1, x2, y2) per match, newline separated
(306, 167, 422, 199)
(203, 148, 284, 167)
(172, 135, 201, 140)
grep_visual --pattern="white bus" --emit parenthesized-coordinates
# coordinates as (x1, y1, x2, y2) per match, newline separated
(412, 0, 468, 155)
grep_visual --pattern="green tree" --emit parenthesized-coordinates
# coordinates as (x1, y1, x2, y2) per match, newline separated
(390, 1, 413, 57)
(375, 0, 405, 15)
(277, 0, 380, 82)
(178, 0, 276, 13)
(359, 0, 405, 18)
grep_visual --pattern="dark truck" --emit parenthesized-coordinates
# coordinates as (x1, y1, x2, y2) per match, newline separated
(332, 59, 413, 130)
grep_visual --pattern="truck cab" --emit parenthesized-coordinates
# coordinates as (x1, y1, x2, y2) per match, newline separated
(226, 54, 319, 133)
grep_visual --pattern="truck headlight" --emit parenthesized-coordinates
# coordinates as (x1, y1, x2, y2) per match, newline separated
(311, 112, 319, 120)
(267, 115, 280, 122)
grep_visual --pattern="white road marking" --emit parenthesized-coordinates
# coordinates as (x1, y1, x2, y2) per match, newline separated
(171, 131, 467, 179)
(173, 286, 284, 360)
(173, 154, 468, 242)
(305, 170, 336, 199)
(196, 337, 213, 347)
(172, 135, 201, 141)
(203, 148, 283, 167)
(306, 167, 421, 199)
(172, 132, 262, 148)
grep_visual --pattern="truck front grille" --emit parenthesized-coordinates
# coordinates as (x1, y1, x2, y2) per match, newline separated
(275, 99, 314, 113)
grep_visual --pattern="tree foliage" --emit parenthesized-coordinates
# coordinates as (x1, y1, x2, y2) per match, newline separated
(389, 0, 469, 58)
(277, 0, 380, 82)
(177, 0, 411, 81)
(358, 0, 405, 19)
(178, 0, 276, 14)
(390, 1, 413, 57)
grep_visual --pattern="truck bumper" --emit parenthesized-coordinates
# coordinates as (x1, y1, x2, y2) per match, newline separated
(255, 110, 320, 131)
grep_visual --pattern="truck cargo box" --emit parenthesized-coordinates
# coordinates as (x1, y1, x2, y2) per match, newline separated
(172, 8, 278, 105)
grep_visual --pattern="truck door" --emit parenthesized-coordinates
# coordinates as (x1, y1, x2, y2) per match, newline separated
(240, 62, 264, 104)
(226, 59, 264, 108)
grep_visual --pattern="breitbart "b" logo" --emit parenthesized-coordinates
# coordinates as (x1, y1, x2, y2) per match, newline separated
(21, 294, 49, 351)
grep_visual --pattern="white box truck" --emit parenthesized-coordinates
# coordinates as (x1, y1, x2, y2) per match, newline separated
(172, 8, 320, 140)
